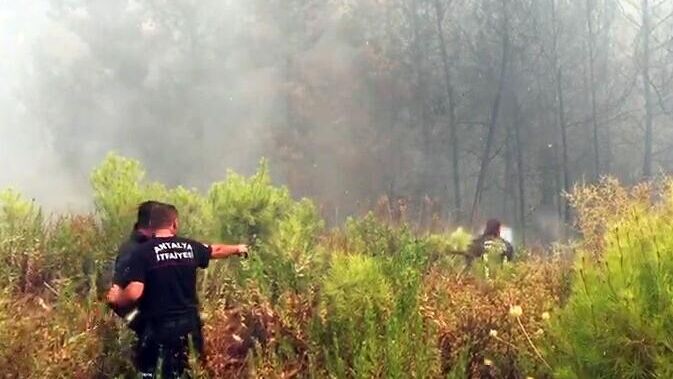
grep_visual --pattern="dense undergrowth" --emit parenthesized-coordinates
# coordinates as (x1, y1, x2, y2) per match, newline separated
(0, 153, 668, 378)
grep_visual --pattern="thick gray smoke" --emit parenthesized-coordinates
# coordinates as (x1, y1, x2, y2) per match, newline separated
(1, 1, 388, 215)
(2, 1, 279, 208)
(2, 0, 673, 245)
(0, 1, 85, 209)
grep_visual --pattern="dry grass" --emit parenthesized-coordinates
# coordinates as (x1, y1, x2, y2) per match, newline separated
(422, 258, 570, 378)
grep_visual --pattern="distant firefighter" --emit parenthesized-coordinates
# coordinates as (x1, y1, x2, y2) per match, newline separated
(467, 219, 514, 265)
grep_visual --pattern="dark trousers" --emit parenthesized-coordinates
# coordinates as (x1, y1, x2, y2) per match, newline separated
(135, 313, 204, 378)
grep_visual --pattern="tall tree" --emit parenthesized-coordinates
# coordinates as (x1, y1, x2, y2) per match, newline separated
(641, 0, 654, 178)
(433, 0, 462, 220)
(471, 0, 511, 225)
(550, 0, 571, 225)
(586, 0, 602, 178)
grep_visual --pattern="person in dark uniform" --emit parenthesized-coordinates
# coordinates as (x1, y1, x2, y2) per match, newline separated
(467, 218, 514, 265)
(108, 200, 160, 327)
(107, 203, 248, 378)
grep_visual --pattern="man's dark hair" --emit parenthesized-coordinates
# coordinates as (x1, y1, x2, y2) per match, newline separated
(135, 201, 161, 230)
(149, 202, 179, 229)
(484, 218, 501, 237)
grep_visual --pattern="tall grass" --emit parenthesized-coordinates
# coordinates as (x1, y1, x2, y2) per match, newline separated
(546, 179, 673, 378)
(8, 153, 663, 378)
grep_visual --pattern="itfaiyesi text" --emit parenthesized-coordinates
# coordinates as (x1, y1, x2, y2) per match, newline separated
(153, 242, 196, 262)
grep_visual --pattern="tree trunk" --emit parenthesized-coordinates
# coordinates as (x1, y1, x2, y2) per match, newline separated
(556, 69, 570, 225)
(642, 0, 653, 178)
(552, 135, 564, 223)
(585, 0, 601, 179)
(384, 1, 399, 199)
(470, 0, 510, 225)
(603, 0, 614, 173)
(535, 67, 555, 211)
(513, 100, 527, 244)
(433, 0, 462, 221)
(605, 120, 613, 173)
(410, 0, 431, 200)
(503, 127, 513, 217)
(551, 0, 570, 228)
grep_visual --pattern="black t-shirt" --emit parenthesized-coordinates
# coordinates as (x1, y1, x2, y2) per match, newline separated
(126, 236, 212, 320)
(113, 230, 150, 287)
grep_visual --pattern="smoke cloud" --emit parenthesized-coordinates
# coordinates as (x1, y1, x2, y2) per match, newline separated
(3, 0, 672, 244)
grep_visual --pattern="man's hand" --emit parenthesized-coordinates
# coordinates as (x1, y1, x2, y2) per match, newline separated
(236, 244, 249, 257)
(106, 282, 143, 309)
(106, 285, 122, 305)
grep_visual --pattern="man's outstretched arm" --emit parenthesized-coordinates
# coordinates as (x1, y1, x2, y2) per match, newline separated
(210, 244, 248, 259)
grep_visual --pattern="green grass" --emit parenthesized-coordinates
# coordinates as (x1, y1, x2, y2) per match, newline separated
(1, 154, 664, 378)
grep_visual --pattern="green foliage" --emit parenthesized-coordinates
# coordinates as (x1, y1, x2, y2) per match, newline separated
(548, 181, 673, 378)
(341, 214, 434, 282)
(424, 227, 474, 271)
(0, 153, 591, 378)
(91, 152, 146, 244)
(165, 186, 216, 241)
(44, 215, 105, 291)
(241, 199, 326, 300)
(0, 189, 42, 238)
(445, 347, 470, 379)
(208, 160, 293, 243)
(319, 254, 394, 377)
(323, 254, 393, 321)
(343, 213, 416, 258)
(92, 152, 216, 243)
(201, 159, 326, 303)
(0, 189, 43, 291)
(441, 227, 474, 253)
(382, 271, 440, 378)
(317, 251, 440, 378)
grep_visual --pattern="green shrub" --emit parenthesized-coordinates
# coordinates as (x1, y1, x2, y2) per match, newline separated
(315, 253, 440, 378)
(422, 227, 473, 272)
(90, 152, 147, 245)
(426, 227, 473, 253)
(322, 254, 393, 324)
(92, 153, 217, 242)
(0, 153, 589, 378)
(208, 160, 293, 243)
(0, 189, 44, 291)
(201, 160, 327, 304)
(44, 215, 105, 293)
(241, 199, 326, 300)
(548, 180, 673, 378)
(340, 214, 437, 283)
(342, 213, 416, 258)
(165, 185, 216, 241)
(318, 254, 394, 377)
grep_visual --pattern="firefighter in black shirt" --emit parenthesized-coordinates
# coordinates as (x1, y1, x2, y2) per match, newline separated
(107, 203, 248, 378)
